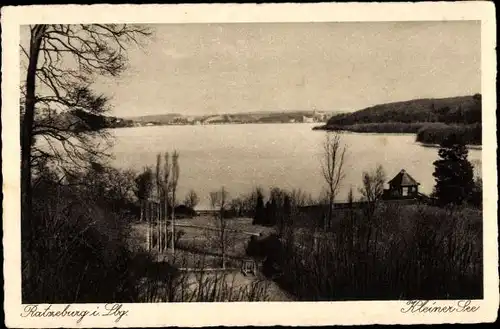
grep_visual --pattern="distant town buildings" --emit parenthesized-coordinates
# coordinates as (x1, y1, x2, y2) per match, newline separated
(302, 116, 315, 123)
(120, 110, 331, 128)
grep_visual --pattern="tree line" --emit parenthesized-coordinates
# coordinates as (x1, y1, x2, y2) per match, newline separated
(322, 94, 482, 144)
(327, 94, 481, 126)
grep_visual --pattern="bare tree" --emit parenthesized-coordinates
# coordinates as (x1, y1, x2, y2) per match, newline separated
(320, 133, 347, 230)
(162, 152, 170, 251)
(20, 24, 151, 269)
(184, 189, 199, 209)
(209, 187, 230, 269)
(170, 151, 180, 254)
(347, 185, 355, 223)
(241, 186, 264, 217)
(229, 197, 244, 217)
(359, 164, 386, 218)
(155, 153, 163, 252)
(290, 188, 313, 208)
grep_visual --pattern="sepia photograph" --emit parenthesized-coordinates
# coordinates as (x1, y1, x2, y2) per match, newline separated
(2, 2, 498, 327)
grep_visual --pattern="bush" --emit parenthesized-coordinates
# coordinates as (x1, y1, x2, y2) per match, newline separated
(174, 204, 197, 218)
(23, 165, 142, 303)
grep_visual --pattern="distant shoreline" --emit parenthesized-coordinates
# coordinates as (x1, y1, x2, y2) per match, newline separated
(110, 121, 322, 129)
(314, 124, 482, 149)
(417, 142, 482, 150)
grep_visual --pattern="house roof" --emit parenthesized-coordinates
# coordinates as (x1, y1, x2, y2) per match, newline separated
(388, 169, 419, 186)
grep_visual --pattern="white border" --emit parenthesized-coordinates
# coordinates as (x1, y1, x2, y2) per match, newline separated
(2, 2, 498, 327)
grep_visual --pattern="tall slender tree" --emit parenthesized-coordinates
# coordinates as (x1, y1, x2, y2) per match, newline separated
(321, 132, 347, 230)
(347, 186, 355, 222)
(155, 153, 163, 252)
(135, 167, 154, 222)
(134, 167, 153, 249)
(184, 189, 200, 209)
(359, 165, 386, 218)
(170, 151, 180, 254)
(162, 152, 170, 251)
(253, 189, 265, 225)
(209, 187, 230, 269)
(277, 194, 292, 238)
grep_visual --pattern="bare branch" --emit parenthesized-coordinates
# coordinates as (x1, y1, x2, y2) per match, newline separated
(320, 132, 347, 229)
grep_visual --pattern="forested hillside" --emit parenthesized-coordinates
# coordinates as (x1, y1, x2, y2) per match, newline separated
(319, 94, 482, 145)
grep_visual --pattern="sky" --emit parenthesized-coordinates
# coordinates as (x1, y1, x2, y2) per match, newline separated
(81, 21, 480, 117)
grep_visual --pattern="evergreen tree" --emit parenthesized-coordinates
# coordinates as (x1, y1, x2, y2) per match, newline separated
(279, 194, 292, 237)
(253, 191, 265, 225)
(264, 201, 273, 226)
(432, 134, 475, 206)
(268, 197, 278, 226)
(283, 194, 291, 218)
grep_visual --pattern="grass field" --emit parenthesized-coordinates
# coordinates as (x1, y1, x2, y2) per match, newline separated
(131, 216, 274, 262)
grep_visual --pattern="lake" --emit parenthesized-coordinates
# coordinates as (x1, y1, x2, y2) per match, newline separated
(110, 123, 482, 209)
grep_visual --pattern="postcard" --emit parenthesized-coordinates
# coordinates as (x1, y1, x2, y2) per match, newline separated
(2, 2, 498, 327)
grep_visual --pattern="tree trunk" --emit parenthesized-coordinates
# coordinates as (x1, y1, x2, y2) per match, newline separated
(144, 201, 149, 249)
(221, 218, 225, 270)
(164, 197, 168, 250)
(220, 210, 226, 269)
(171, 192, 175, 254)
(158, 200, 162, 252)
(327, 194, 334, 231)
(21, 25, 46, 300)
(148, 202, 152, 251)
(140, 200, 144, 221)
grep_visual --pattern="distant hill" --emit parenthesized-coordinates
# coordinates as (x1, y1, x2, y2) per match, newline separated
(203, 110, 332, 124)
(126, 113, 183, 124)
(317, 94, 482, 145)
(325, 95, 481, 126)
(121, 110, 335, 125)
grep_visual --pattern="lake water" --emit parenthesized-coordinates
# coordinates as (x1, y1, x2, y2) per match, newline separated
(110, 123, 482, 209)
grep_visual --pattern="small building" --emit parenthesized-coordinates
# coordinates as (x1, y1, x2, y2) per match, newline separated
(383, 169, 420, 200)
